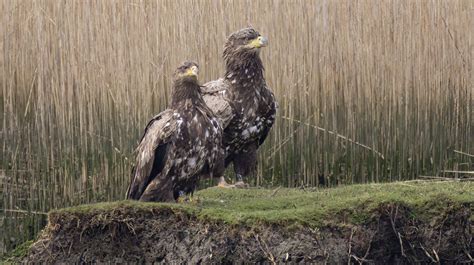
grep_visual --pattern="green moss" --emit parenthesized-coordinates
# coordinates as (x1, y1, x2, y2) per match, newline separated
(51, 181, 473, 228)
(0, 240, 34, 263)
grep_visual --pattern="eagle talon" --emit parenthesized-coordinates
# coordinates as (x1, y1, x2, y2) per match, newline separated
(234, 174, 249, 188)
(234, 180, 249, 189)
(217, 176, 235, 188)
(177, 191, 186, 203)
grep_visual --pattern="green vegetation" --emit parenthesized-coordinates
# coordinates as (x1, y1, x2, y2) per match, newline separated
(54, 181, 474, 227)
(0, 240, 34, 263)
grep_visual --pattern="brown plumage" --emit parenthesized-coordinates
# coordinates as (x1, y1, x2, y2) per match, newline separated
(126, 61, 224, 202)
(202, 28, 277, 185)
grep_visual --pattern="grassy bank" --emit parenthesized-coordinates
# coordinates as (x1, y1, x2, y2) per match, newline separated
(3, 180, 473, 263)
(51, 181, 474, 227)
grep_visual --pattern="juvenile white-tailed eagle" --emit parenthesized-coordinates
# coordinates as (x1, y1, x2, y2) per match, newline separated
(202, 28, 277, 187)
(127, 61, 224, 202)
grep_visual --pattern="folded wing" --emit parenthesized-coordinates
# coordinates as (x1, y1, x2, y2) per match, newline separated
(202, 78, 234, 128)
(126, 110, 176, 199)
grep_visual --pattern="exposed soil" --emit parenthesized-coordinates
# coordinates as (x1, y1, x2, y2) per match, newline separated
(24, 203, 473, 264)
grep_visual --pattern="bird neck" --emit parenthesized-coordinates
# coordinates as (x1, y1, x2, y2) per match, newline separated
(224, 53, 265, 91)
(170, 81, 203, 108)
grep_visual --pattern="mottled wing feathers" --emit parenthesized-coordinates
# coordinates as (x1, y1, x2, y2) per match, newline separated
(126, 110, 176, 199)
(202, 78, 234, 128)
(258, 89, 278, 146)
(138, 110, 176, 144)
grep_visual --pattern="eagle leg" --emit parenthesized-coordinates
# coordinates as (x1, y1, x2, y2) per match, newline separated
(231, 143, 257, 188)
(234, 174, 249, 189)
(175, 190, 196, 203)
(176, 190, 186, 203)
(217, 176, 235, 188)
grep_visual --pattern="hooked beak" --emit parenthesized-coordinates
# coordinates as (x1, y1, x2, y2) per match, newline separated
(185, 65, 199, 77)
(248, 36, 268, 49)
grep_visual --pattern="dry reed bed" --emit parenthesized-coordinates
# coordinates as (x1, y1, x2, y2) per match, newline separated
(0, 1, 473, 248)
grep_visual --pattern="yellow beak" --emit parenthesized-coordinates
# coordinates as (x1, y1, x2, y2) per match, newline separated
(185, 65, 199, 77)
(248, 36, 269, 48)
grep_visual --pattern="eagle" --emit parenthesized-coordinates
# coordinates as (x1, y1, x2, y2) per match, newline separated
(202, 28, 277, 187)
(126, 61, 224, 202)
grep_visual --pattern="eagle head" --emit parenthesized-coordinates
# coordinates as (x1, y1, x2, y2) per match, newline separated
(224, 28, 268, 58)
(171, 61, 203, 105)
(173, 61, 199, 84)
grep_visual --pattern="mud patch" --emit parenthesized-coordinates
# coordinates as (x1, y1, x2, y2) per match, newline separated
(23, 202, 473, 264)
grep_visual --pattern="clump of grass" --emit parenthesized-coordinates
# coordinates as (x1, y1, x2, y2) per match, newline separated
(0, 240, 34, 262)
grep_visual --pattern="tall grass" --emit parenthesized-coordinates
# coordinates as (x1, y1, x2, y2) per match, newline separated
(1, 0, 472, 253)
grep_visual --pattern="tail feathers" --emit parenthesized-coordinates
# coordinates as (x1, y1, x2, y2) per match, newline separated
(125, 166, 137, 199)
(126, 167, 151, 200)
(138, 177, 174, 202)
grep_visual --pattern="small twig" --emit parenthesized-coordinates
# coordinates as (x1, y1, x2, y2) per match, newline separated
(453, 150, 474, 158)
(440, 16, 467, 69)
(23, 67, 38, 117)
(255, 234, 276, 265)
(68, 241, 73, 255)
(266, 115, 314, 162)
(397, 232, 405, 257)
(395, 182, 417, 187)
(420, 244, 437, 263)
(432, 248, 440, 263)
(419, 176, 460, 181)
(281, 116, 385, 160)
(389, 206, 406, 258)
(269, 186, 281, 197)
(464, 250, 474, 262)
(265, 125, 302, 162)
(350, 255, 372, 264)
(1, 208, 47, 215)
(347, 227, 374, 264)
(362, 231, 376, 260)
(39, 7, 57, 26)
(347, 228, 355, 265)
(441, 170, 474, 175)
(41, 239, 53, 260)
(437, 215, 448, 250)
(72, 125, 133, 165)
(324, 249, 329, 264)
